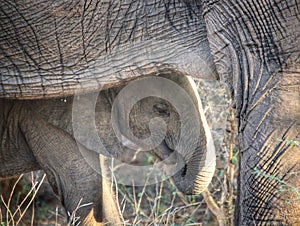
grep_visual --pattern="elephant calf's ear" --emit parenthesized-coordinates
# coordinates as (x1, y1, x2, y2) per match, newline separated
(190, 76, 216, 195)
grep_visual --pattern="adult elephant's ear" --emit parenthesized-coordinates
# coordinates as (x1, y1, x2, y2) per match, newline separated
(161, 75, 216, 195)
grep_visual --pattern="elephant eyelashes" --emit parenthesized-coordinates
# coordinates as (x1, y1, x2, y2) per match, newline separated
(153, 103, 170, 116)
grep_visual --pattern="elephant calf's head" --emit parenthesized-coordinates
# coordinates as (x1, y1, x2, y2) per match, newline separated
(109, 74, 216, 195)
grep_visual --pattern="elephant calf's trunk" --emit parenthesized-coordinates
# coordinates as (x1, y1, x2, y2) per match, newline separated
(172, 76, 216, 195)
(172, 135, 216, 195)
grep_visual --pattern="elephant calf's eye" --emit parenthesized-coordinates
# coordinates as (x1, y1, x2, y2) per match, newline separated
(153, 103, 170, 116)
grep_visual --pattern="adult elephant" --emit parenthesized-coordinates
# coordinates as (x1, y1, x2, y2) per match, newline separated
(0, 0, 299, 225)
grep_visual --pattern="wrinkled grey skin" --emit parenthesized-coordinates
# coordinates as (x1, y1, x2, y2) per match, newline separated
(0, 74, 215, 225)
(0, 0, 299, 225)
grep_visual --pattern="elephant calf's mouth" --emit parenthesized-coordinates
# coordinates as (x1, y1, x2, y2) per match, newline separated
(118, 137, 187, 177)
(154, 141, 186, 176)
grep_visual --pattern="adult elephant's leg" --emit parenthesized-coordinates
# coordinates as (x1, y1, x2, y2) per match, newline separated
(236, 84, 300, 225)
(17, 103, 108, 225)
(201, 0, 300, 224)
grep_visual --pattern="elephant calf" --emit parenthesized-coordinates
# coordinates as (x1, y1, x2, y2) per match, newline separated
(0, 74, 216, 225)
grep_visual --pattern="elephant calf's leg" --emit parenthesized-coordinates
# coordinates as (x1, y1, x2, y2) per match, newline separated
(0, 100, 40, 178)
(99, 155, 123, 225)
(17, 104, 105, 225)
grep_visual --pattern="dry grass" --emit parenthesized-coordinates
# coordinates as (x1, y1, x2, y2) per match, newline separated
(0, 173, 66, 226)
